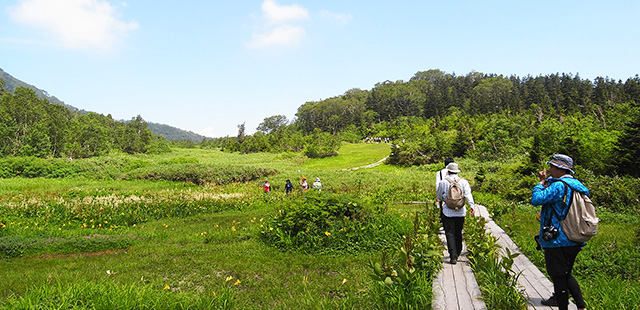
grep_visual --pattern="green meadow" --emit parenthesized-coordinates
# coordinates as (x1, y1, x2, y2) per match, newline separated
(1, 143, 639, 309)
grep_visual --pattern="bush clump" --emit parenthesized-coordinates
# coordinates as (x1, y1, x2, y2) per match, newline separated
(122, 164, 278, 185)
(260, 193, 410, 253)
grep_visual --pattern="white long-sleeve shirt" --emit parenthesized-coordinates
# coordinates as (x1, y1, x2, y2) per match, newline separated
(436, 174, 475, 217)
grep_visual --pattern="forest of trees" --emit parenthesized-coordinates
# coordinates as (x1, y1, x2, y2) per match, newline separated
(0, 80, 169, 159)
(206, 70, 639, 178)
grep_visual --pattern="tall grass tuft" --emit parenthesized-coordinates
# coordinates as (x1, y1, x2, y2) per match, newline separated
(465, 215, 528, 310)
(2, 281, 235, 309)
(368, 206, 443, 309)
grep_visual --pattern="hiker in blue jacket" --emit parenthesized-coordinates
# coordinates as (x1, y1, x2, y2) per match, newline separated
(531, 154, 587, 310)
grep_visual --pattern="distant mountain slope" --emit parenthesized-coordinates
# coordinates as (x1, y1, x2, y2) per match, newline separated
(147, 122, 209, 142)
(1, 68, 76, 111)
(1, 67, 209, 142)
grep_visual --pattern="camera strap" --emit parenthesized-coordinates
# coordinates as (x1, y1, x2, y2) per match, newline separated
(545, 180, 570, 226)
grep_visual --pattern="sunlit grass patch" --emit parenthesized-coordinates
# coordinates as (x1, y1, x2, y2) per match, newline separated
(301, 142, 390, 170)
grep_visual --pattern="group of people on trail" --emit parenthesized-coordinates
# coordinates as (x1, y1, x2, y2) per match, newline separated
(263, 176, 322, 197)
(437, 153, 588, 310)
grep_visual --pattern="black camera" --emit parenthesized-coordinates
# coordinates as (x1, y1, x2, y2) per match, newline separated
(542, 225, 559, 241)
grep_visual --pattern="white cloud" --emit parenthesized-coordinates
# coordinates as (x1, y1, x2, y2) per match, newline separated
(247, 0, 308, 49)
(7, 0, 138, 51)
(247, 25, 305, 49)
(320, 10, 352, 25)
(262, 0, 308, 24)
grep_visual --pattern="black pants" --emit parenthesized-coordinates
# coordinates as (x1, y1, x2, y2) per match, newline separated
(544, 245, 586, 309)
(442, 215, 465, 260)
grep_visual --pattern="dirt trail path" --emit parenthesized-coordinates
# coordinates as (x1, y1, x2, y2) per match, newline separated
(342, 156, 388, 170)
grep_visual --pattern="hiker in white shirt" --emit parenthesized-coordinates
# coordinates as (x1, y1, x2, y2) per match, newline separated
(436, 162, 476, 264)
(435, 157, 454, 224)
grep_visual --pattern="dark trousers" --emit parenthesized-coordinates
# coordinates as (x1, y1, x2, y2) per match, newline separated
(442, 215, 465, 260)
(544, 245, 586, 309)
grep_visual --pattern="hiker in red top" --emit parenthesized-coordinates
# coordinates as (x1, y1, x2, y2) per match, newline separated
(263, 179, 271, 198)
(299, 177, 308, 192)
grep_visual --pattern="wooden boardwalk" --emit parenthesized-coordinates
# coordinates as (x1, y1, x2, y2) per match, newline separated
(433, 205, 577, 310)
(433, 229, 486, 310)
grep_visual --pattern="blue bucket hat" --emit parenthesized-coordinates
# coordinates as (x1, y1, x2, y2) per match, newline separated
(546, 154, 575, 174)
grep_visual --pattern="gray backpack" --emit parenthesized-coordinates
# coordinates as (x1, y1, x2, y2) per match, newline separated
(445, 177, 466, 210)
(558, 180, 599, 242)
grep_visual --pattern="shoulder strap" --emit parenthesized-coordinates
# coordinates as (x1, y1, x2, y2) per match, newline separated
(548, 180, 570, 222)
(557, 179, 570, 208)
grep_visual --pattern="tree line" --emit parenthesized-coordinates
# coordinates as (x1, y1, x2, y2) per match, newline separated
(206, 70, 639, 177)
(0, 81, 169, 159)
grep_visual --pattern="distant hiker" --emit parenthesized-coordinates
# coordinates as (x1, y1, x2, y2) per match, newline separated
(285, 179, 293, 195)
(263, 179, 271, 198)
(532, 154, 588, 310)
(312, 177, 322, 191)
(299, 177, 309, 192)
(436, 162, 475, 265)
(435, 158, 455, 223)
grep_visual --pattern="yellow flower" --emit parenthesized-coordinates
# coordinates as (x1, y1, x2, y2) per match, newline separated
(269, 227, 273, 231)
(339, 228, 344, 232)
(225, 276, 234, 282)
(233, 279, 241, 286)
(164, 284, 170, 290)
(325, 231, 332, 236)
(215, 224, 219, 228)
(201, 231, 207, 235)
(231, 226, 236, 232)
(341, 278, 348, 285)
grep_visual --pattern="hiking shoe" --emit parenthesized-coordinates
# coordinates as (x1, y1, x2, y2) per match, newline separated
(541, 294, 557, 306)
(449, 258, 457, 265)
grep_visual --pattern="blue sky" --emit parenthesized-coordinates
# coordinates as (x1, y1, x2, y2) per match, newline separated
(1, 0, 639, 138)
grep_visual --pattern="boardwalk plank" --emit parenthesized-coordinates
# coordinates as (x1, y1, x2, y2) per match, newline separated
(433, 231, 487, 310)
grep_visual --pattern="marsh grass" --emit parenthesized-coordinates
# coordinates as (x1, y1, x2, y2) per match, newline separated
(6, 145, 626, 309)
(3, 280, 236, 309)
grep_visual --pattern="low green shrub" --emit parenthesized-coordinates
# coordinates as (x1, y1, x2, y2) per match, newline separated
(0, 234, 136, 258)
(0, 157, 81, 178)
(260, 193, 410, 253)
(122, 164, 277, 185)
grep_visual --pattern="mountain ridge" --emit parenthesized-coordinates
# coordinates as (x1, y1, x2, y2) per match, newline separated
(1, 67, 209, 142)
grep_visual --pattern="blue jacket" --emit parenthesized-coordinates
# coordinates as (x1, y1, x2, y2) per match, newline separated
(531, 176, 589, 248)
